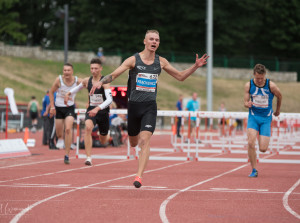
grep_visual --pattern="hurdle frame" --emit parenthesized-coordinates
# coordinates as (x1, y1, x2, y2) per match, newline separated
(74, 109, 300, 164)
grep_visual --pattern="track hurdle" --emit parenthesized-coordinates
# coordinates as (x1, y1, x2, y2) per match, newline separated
(0, 88, 31, 159)
(159, 111, 300, 164)
(74, 109, 300, 164)
(75, 109, 134, 160)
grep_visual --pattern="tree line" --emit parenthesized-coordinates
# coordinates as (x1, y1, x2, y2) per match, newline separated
(1, 0, 300, 59)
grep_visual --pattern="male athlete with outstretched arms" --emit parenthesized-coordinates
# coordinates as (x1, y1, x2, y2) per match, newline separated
(90, 30, 209, 188)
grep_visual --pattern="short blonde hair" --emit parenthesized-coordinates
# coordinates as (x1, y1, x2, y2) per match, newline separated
(145, 29, 159, 37)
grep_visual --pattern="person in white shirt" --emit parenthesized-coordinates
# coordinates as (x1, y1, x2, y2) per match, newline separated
(49, 63, 82, 164)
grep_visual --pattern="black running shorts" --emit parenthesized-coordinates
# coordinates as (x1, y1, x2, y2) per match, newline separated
(85, 108, 109, 136)
(55, 105, 76, 119)
(127, 101, 157, 136)
(30, 111, 38, 120)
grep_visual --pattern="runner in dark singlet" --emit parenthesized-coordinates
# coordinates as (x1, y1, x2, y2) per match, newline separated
(90, 30, 209, 188)
(64, 58, 112, 166)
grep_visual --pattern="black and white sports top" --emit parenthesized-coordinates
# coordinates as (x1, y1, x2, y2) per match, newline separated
(87, 76, 109, 113)
(127, 53, 161, 102)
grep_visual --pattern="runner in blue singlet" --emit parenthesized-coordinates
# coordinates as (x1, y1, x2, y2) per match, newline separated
(244, 64, 282, 178)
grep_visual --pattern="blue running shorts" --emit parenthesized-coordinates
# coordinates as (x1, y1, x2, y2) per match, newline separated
(247, 114, 272, 137)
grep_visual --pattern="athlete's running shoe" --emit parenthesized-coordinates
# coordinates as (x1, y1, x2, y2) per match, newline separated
(85, 157, 92, 166)
(248, 168, 258, 177)
(133, 176, 142, 188)
(56, 139, 65, 149)
(64, 155, 70, 164)
(31, 126, 37, 133)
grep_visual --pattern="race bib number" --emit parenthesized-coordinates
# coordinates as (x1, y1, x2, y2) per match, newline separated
(90, 94, 103, 106)
(252, 95, 268, 108)
(136, 73, 158, 92)
(58, 90, 67, 98)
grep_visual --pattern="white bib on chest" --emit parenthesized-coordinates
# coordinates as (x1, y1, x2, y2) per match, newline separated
(252, 95, 269, 108)
(136, 73, 158, 92)
(90, 94, 103, 106)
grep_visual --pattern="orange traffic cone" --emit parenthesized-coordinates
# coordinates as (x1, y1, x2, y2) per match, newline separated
(23, 127, 29, 144)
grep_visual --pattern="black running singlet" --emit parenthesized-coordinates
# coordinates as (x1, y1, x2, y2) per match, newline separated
(127, 53, 161, 102)
(87, 76, 109, 114)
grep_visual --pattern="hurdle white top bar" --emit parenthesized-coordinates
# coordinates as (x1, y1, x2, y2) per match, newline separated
(75, 109, 300, 119)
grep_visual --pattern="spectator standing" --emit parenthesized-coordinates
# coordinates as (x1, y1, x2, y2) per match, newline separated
(47, 91, 57, 150)
(27, 96, 40, 133)
(186, 92, 200, 142)
(176, 94, 183, 138)
(218, 102, 227, 136)
(97, 47, 106, 64)
(41, 90, 50, 145)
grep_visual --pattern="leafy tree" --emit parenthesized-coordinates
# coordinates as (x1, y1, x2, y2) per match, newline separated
(259, 0, 300, 58)
(4, 0, 300, 59)
(0, 0, 26, 44)
(213, 0, 300, 58)
(13, 0, 61, 47)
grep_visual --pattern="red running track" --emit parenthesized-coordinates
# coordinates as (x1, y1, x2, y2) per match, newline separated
(0, 131, 299, 223)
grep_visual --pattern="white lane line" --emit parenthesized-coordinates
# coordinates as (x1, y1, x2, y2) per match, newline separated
(159, 163, 248, 223)
(0, 150, 179, 184)
(14, 183, 70, 187)
(109, 185, 168, 189)
(211, 188, 269, 192)
(0, 159, 128, 184)
(0, 148, 133, 169)
(0, 149, 176, 184)
(159, 150, 283, 223)
(0, 158, 63, 169)
(0, 184, 74, 189)
(283, 178, 300, 219)
(7, 150, 299, 222)
(9, 161, 188, 223)
(8, 147, 292, 222)
(1, 183, 300, 195)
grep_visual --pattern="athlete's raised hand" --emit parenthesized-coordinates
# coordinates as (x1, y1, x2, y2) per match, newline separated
(90, 82, 103, 96)
(195, 53, 209, 68)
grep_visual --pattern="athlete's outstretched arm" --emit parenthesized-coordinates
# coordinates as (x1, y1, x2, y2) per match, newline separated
(270, 81, 282, 116)
(161, 53, 209, 81)
(64, 78, 88, 106)
(89, 56, 135, 95)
